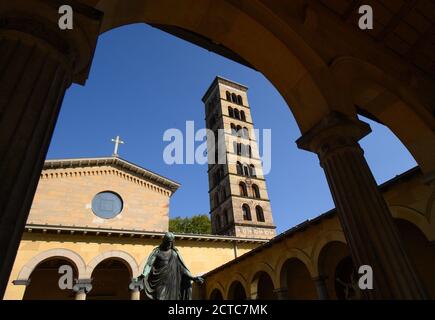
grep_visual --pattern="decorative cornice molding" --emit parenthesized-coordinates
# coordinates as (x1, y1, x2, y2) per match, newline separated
(23, 224, 268, 244)
(42, 156, 180, 194)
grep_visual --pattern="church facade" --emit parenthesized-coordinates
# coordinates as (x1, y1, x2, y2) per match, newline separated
(4, 156, 264, 300)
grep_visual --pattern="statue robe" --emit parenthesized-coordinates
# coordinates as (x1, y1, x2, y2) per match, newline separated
(140, 247, 193, 300)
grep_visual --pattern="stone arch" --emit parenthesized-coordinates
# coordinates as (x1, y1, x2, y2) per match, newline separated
(278, 257, 318, 300)
(316, 241, 352, 299)
(390, 205, 435, 242)
(274, 248, 314, 287)
(330, 56, 435, 175)
(311, 230, 346, 276)
(207, 281, 225, 300)
(247, 262, 278, 299)
(17, 248, 86, 281)
(95, 0, 334, 133)
(84, 250, 139, 278)
(225, 272, 248, 300)
(394, 218, 435, 298)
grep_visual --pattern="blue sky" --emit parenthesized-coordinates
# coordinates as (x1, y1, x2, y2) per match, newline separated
(47, 24, 417, 234)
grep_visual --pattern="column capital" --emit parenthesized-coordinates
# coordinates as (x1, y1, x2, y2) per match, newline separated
(0, 0, 103, 85)
(296, 111, 371, 157)
(129, 278, 144, 292)
(73, 279, 92, 294)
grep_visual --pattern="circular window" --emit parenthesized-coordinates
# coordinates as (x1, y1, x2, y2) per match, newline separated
(91, 191, 123, 219)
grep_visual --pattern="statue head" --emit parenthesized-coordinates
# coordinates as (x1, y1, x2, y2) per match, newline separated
(160, 232, 175, 250)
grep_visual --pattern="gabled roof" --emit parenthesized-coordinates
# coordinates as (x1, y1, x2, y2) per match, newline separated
(43, 156, 181, 193)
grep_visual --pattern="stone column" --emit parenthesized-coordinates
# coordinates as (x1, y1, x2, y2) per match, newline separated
(0, 1, 102, 298)
(129, 278, 144, 300)
(273, 287, 288, 300)
(312, 276, 329, 300)
(296, 111, 427, 299)
(73, 279, 92, 300)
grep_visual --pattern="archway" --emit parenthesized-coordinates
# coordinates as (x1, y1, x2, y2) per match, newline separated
(251, 271, 276, 300)
(331, 56, 435, 175)
(279, 258, 317, 299)
(209, 288, 224, 300)
(334, 256, 360, 300)
(395, 219, 435, 298)
(227, 281, 247, 300)
(87, 258, 132, 300)
(317, 241, 351, 299)
(23, 258, 77, 300)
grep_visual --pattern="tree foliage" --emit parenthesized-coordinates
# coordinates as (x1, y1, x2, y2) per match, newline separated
(169, 214, 211, 234)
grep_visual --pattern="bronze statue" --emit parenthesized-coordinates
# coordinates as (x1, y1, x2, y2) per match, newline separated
(137, 232, 204, 300)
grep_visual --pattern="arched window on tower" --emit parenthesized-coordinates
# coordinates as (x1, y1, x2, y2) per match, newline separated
(236, 125, 242, 137)
(223, 210, 229, 226)
(231, 123, 237, 135)
(242, 204, 252, 221)
(256, 206, 265, 222)
(236, 162, 243, 175)
(214, 192, 219, 208)
(228, 106, 234, 118)
(252, 184, 260, 198)
(226, 91, 231, 101)
(237, 95, 243, 105)
(243, 164, 250, 176)
(242, 127, 249, 139)
(231, 93, 237, 103)
(216, 214, 221, 230)
(234, 108, 240, 120)
(240, 110, 246, 121)
(249, 165, 256, 177)
(239, 182, 248, 197)
(221, 188, 226, 202)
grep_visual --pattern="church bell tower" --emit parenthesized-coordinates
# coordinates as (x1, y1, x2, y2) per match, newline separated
(202, 77, 276, 239)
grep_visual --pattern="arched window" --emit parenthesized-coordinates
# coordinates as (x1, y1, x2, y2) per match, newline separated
(223, 210, 229, 226)
(221, 188, 226, 201)
(256, 206, 265, 222)
(236, 125, 242, 136)
(240, 110, 246, 121)
(248, 145, 252, 158)
(249, 165, 256, 177)
(242, 127, 249, 139)
(214, 192, 219, 207)
(228, 106, 234, 118)
(226, 91, 231, 101)
(231, 123, 237, 135)
(243, 164, 250, 176)
(236, 162, 243, 175)
(234, 108, 240, 120)
(237, 143, 242, 156)
(242, 204, 252, 221)
(237, 95, 243, 105)
(216, 214, 221, 230)
(209, 116, 216, 128)
(252, 184, 260, 198)
(231, 93, 237, 103)
(239, 182, 248, 197)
